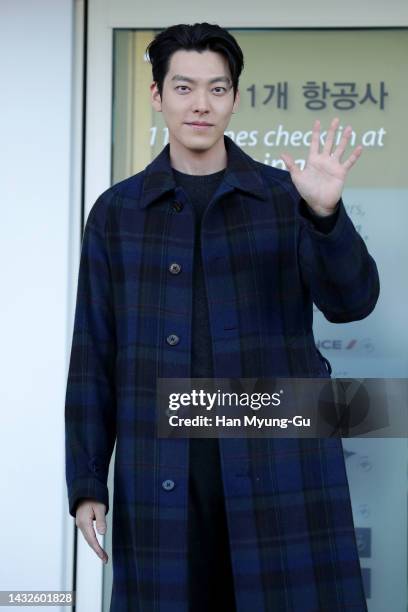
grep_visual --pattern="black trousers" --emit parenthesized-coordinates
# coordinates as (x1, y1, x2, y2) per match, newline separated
(188, 437, 237, 611)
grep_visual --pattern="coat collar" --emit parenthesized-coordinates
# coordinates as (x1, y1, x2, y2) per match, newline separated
(139, 134, 267, 209)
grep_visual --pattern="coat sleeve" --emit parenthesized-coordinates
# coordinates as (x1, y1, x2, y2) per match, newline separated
(65, 193, 117, 517)
(297, 196, 380, 323)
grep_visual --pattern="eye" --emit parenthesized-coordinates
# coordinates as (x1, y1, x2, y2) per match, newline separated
(175, 85, 190, 93)
(213, 87, 227, 94)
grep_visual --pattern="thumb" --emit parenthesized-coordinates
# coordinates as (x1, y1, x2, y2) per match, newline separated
(93, 503, 107, 535)
(279, 152, 298, 175)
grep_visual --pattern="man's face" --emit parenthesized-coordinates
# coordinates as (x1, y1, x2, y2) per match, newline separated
(150, 49, 240, 152)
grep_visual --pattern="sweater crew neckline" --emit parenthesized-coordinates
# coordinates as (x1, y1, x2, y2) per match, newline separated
(172, 167, 226, 182)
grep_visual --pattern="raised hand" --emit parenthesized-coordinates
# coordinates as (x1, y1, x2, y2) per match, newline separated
(280, 117, 363, 217)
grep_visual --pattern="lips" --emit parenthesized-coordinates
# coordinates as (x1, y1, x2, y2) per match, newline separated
(186, 122, 213, 127)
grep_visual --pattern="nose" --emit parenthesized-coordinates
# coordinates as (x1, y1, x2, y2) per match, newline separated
(191, 89, 210, 114)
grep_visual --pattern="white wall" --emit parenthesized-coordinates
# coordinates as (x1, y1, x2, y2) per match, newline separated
(0, 0, 76, 607)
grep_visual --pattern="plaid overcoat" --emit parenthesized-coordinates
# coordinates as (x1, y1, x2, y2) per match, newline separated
(65, 135, 380, 611)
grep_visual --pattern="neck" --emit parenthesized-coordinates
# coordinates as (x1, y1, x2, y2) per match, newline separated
(169, 134, 227, 175)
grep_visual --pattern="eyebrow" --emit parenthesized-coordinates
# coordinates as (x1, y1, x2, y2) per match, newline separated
(171, 74, 232, 85)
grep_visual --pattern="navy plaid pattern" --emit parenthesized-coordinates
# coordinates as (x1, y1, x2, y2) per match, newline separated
(65, 135, 379, 611)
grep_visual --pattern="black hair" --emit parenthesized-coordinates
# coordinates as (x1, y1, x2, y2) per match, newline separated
(145, 23, 244, 101)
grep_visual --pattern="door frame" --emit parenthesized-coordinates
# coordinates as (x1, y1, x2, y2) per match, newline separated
(77, 1, 407, 610)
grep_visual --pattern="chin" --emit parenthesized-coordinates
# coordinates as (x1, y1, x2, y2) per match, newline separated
(180, 137, 215, 152)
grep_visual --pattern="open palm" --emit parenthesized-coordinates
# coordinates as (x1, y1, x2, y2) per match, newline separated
(280, 117, 363, 216)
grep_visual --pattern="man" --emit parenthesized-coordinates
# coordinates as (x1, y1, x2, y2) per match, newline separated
(65, 22, 379, 612)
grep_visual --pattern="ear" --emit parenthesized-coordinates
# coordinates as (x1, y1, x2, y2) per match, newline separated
(232, 88, 240, 113)
(150, 82, 162, 112)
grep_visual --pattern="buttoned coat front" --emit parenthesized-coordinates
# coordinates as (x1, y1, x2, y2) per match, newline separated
(65, 135, 380, 611)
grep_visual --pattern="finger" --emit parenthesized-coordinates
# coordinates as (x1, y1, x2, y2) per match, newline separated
(342, 145, 363, 171)
(84, 520, 109, 562)
(280, 152, 299, 175)
(94, 504, 107, 535)
(322, 117, 340, 156)
(332, 125, 353, 161)
(309, 119, 321, 156)
(78, 516, 109, 563)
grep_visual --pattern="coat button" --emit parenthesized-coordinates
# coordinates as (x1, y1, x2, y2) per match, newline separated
(169, 262, 181, 274)
(171, 201, 183, 212)
(166, 334, 180, 346)
(162, 479, 175, 491)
